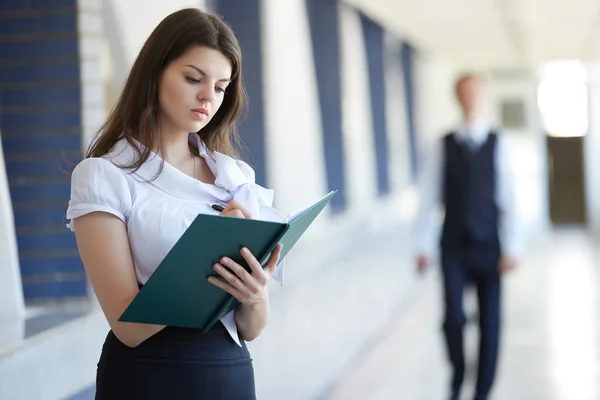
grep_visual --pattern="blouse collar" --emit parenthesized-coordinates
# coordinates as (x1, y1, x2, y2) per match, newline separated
(104, 133, 278, 220)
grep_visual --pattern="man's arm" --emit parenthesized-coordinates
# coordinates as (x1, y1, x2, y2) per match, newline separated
(414, 138, 444, 271)
(495, 132, 523, 271)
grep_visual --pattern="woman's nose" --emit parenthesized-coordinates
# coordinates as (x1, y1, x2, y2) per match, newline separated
(198, 85, 216, 102)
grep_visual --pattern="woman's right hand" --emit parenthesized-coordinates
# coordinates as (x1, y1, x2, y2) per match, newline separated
(416, 253, 428, 274)
(221, 199, 252, 219)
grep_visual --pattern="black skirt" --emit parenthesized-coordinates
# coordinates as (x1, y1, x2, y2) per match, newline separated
(95, 322, 256, 399)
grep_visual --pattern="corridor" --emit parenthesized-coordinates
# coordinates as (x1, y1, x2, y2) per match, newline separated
(3, 2, 600, 399)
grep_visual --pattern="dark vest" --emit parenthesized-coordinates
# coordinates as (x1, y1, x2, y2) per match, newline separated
(441, 132, 500, 259)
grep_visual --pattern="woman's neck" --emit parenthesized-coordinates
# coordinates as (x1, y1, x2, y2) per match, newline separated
(154, 115, 194, 164)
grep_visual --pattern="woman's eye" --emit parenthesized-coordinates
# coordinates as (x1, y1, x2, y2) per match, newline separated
(185, 76, 201, 84)
(216, 87, 226, 94)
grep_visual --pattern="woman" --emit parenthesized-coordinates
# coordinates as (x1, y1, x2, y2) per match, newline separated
(66, 8, 285, 399)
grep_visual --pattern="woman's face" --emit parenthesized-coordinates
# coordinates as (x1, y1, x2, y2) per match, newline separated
(158, 45, 232, 136)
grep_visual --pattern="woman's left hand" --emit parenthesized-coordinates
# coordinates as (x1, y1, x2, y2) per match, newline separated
(208, 244, 283, 305)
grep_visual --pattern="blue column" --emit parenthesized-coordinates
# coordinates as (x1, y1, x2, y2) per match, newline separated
(401, 42, 419, 182)
(212, 0, 267, 186)
(360, 13, 390, 196)
(306, 0, 347, 213)
(0, 0, 86, 299)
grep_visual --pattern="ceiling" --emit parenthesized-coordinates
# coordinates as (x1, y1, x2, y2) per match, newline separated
(347, 0, 600, 70)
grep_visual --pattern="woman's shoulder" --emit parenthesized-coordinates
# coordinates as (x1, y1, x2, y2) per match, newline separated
(67, 156, 134, 230)
(74, 138, 137, 178)
(73, 156, 129, 180)
(71, 155, 134, 199)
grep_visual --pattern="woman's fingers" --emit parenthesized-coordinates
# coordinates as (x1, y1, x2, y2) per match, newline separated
(221, 199, 252, 219)
(208, 246, 283, 304)
(211, 256, 259, 297)
(214, 260, 250, 288)
(222, 209, 245, 218)
(207, 274, 244, 300)
(239, 247, 267, 282)
(236, 244, 283, 279)
(263, 244, 283, 276)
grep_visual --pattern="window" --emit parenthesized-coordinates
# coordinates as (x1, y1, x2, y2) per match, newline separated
(538, 60, 589, 138)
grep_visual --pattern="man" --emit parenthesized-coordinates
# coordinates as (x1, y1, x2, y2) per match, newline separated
(414, 73, 522, 400)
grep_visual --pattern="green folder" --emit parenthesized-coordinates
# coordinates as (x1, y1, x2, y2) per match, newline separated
(119, 190, 337, 331)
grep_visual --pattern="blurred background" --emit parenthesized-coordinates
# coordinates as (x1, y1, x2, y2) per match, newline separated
(1, 0, 599, 399)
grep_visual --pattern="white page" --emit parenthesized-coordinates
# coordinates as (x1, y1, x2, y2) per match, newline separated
(286, 203, 313, 223)
(285, 191, 334, 223)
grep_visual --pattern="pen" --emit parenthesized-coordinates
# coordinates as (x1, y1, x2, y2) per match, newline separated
(211, 204, 225, 213)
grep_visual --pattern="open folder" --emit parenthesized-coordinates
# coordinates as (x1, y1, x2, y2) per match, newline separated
(119, 190, 337, 332)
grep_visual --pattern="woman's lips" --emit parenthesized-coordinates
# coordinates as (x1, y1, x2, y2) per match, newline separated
(191, 109, 208, 120)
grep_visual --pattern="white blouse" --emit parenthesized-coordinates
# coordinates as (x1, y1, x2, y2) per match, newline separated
(66, 133, 287, 346)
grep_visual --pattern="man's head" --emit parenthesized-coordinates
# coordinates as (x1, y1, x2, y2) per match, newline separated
(454, 73, 484, 120)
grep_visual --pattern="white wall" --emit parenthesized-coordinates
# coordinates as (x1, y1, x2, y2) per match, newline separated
(414, 54, 460, 154)
(383, 33, 411, 192)
(78, 0, 106, 149)
(261, 0, 328, 215)
(339, 4, 378, 215)
(0, 132, 25, 351)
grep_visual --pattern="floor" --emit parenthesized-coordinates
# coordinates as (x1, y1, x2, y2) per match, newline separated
(328, 227, 600, 400)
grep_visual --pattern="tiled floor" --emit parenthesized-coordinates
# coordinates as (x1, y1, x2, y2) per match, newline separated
(329, 227, 600, 400)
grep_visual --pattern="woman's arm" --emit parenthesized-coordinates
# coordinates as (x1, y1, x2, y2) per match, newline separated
(234, 288, 270, 341)
(73, 212, 166, 347)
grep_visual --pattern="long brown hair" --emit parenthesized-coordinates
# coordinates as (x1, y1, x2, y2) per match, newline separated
(86, 8, 247, 170)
